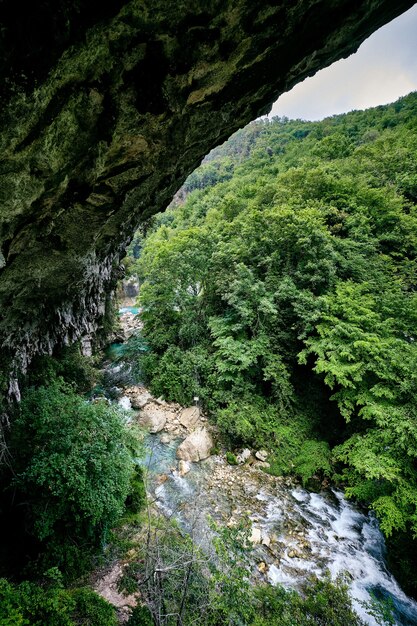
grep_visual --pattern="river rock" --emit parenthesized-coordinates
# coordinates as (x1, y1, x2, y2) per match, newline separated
(178, 460, 191, 476)
(250, 527, 262, 544)
(237, 448, 251, 464)
(138, 404, 168, 433)
(258, 562, 268, 574)
(125, 386, 152, 409)
(179, 406, 200, 430)
(176, 427, 213, 462)
(255, 450, 268, 462)
(255, 461, 270, 469)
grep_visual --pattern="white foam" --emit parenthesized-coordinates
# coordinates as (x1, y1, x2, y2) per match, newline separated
(118, 395, 131, 410)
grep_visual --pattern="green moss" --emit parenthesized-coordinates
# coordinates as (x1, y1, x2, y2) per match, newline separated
(226, 451, 238, 465)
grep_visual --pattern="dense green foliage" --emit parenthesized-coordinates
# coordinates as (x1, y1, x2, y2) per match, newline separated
(0, 571, 117, 626)
(0, 350, 145, 620)
(128, 93, 417, 589)
(8, 383, 138, 573)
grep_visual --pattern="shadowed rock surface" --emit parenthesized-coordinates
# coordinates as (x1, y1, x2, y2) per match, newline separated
(0, 0, 414, 397)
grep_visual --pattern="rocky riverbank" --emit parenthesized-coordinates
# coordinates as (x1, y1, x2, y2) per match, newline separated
(93, 309, 417, 626)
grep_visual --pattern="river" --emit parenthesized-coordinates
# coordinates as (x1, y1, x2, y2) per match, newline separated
(112, 307, 417, 626)
(139, 432, 417, 626)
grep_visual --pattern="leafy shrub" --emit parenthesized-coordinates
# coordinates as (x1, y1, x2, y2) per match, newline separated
(125, 465, 146, 514)
(71, 588, 118, 625)
(0, 575, 117, 626)
(293, 439, 332, 486)
(253, 575, 366, 626)
(127, 605, 154, 625)
(9, 383, 138, 577)
(140, 345, 214, 407)
(27, 344, 97, 392)
(226, 452, 238, 465)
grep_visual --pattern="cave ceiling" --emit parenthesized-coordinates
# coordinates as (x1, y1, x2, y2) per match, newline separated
(0, 0, 414, 395)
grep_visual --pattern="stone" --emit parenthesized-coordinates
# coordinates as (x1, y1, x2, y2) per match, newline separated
(179, 406, 200, 430)
(288, 550, 295, 558)
(138, 404, 168, 433)
(258, 562, 268, 574)
(237, 448, 251, 464)
(262, 533, 271, 548)
(176, 427, 213, 462)
(255, 461, 270, 469)
(125, 386, 152, 410)
(255, 450, 268, 462)
(178, 460, 191, 477)
(160, 434, 171, 444)
(0, 1, 411, 401)
(250, 527, 262, 544)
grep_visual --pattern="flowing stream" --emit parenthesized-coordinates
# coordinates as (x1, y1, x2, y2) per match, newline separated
(111, 308, 417, 626)
(139, 432, 417, 626)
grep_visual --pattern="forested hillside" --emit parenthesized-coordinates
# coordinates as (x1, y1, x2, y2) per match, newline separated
(127, 92, 417, 593)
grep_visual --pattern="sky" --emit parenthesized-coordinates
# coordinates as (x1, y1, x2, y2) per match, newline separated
(269, 3, 417, 121)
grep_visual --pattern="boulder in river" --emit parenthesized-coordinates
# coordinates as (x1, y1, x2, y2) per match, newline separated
(125, 386, 152, 409)
(176, 427, 213, 462)
(179, 406, 200, 430)
(178, 460, 191, 476)
(250, 527, 262, 544)
(138, 403, 173, 433)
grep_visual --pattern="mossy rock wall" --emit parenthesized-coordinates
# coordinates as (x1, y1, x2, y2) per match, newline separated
(0, 0, 414, 397)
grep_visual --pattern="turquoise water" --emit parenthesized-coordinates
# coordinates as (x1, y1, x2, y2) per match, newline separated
(119, 306, 140, 315)
(106, 343, 126, 360)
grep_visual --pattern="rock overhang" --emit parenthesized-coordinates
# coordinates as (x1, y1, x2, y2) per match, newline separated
(0, 0, 414, 397)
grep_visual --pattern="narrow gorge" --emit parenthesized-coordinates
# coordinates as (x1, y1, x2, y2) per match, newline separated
(0, 0, 414, 399)
(1, 4, 417, 625)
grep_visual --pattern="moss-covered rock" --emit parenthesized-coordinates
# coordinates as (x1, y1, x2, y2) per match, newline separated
(0, 0, 413, 397)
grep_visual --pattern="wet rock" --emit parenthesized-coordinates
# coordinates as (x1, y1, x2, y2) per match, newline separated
(125, 386, 152, 409)
(178, 460, 191, 477)
(119, 312, 143, 339)
(118, 396, 131, 410)
(160, 434, 171, 444)
(176, 427, 213, 462)
(138, 404, 170, 433)
(179, 406, 200, 430)
(255, 450, 268, 462)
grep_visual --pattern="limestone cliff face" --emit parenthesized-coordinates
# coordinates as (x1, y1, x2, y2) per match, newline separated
(0, 0, 414, 396)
